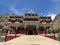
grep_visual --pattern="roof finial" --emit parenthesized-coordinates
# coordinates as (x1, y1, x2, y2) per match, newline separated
(28, 10, 35, 13)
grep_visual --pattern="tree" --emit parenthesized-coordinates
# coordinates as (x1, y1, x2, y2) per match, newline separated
(57, 33, 60, 41)
(55, 28, 60, 33)
(55, 28, 60, 41)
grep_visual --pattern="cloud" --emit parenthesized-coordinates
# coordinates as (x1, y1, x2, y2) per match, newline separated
(19, 8, 30, 14)
(47, 13, 56, 20)
(9, 6, 30, 15)
(10, 7, 21, 15)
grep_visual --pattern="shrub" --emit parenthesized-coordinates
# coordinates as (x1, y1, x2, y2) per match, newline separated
(55, 28, 60, 33)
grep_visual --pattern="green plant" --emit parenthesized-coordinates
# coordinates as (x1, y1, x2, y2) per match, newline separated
(55, 28, 60, 33)
(57, 33, 60, 41)
(55, 28, 60, 41)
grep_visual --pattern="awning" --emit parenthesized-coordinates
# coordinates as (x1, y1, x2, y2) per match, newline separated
(10, 26, 16, 30)
(17, 25, 24, 30)
(39, 26, 44, 30)
(26, 24, 36, 29)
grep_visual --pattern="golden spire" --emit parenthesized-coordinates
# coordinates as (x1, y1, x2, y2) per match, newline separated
(28, 10, 35, 14)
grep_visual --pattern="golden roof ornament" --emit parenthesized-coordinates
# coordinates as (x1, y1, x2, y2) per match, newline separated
(28, 10, 35, 14)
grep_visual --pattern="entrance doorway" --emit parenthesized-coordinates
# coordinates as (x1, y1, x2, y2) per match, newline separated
(27, 30, 34, 35)
(39, 26, 44, 34)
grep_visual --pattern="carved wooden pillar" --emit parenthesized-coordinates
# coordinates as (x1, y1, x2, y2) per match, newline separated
(24, 24, 26, 34)
(5, 28, 8, 42)
(36, 24, 39, 35)
(15, 27, 18, 38)
(44, 27, 47, 37)
(52, 27, 56, 39)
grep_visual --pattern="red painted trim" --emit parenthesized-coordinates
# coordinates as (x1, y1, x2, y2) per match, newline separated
(9, 19, 11, 21)
(24, 27, 26, 34)
(5, 28, 8, 42)
(36, 27, 39, 35)
(52, 30, 56, 39)
(44, 27, 47, 37)
(15, 27, 18, 38)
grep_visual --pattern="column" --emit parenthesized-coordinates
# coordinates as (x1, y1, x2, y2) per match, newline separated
(52, 27, 56, 39)
(36, 24, 39, 35)
(43, 27, 47, 37)
(24, 24, 26, 34)
(15, 27, 18, 38)
(5, 28, 8, 42)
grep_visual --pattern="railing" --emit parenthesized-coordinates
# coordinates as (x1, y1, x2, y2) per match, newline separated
(6, 34, 24, 36)
(24, 21, 39, 23)
(24, 16, 38, 19)
(42, 33, 57, 36)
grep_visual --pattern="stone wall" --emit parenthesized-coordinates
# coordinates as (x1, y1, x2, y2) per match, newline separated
(53, 13, 60, 30)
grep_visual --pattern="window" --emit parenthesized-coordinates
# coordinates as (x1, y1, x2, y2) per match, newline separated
(35, 14, 38, 16)
(24, 18, 38, 21)
(32, 14, 34, 16)
(9, 16, 13, 18)
(11, 20, 15, 23)
(28, 14, 31, 16)
(25, 14, 28, 16)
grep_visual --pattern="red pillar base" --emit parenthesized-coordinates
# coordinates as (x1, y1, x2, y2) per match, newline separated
(43, 31, 47, 37)
(5, 28, 8, 42)
(24, 27, 26, 35)
(36, 27, 39, 35)
(43, 27, 47, 37)
(15, 28, 18, 38)
(52, 30, 56, 40)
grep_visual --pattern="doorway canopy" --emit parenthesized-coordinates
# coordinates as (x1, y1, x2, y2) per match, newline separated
(26, 24, 36, 29)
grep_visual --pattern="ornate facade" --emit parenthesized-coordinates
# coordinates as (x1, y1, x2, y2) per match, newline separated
(0, 11, 57, 41)
(0, 11, 53, 35)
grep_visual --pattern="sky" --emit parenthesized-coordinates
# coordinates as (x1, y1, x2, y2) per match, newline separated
(0, 0, 60, 20)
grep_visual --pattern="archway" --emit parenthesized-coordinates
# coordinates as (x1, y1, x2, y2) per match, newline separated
(17, 26, 24, 34)
(39, 26, 44, 34)
(26, 24, 36, 35)
(27, 30, 34, 35)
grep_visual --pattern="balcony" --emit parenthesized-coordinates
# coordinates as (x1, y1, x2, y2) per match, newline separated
(42, 22, 47, 24)
(24, 21, 39, 24)
(24, 16, 38, 19)
(8, 19, 23, 23)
